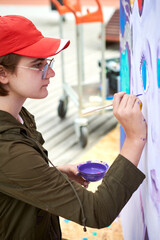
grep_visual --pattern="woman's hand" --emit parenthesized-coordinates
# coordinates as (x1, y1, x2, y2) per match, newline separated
(113, 92, 147, 166)
(113, 92, 147, 142)
(57, 164, 89, 188)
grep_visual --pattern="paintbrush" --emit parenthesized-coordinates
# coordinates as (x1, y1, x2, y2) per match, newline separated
(82, 94, 143, 116)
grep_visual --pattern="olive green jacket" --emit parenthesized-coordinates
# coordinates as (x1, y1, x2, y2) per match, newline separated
(0, 107, 145, 240)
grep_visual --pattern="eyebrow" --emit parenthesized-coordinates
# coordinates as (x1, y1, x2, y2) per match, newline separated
(30, 58, 45, 63)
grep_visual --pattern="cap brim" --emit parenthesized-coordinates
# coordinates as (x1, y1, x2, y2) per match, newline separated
(14, 37, 70, 58)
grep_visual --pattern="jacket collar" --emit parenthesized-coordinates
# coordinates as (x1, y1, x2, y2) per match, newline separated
(0, 108, 28, 135)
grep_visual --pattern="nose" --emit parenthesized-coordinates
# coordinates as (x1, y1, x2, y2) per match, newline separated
(46, 66, 55, 78)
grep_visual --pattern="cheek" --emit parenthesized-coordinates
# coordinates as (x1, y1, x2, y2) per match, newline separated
(8, 74, 39, 97)
(17, 80, 48, 99)
(17, 82, 42, 98)
(8, 71, 48, 99)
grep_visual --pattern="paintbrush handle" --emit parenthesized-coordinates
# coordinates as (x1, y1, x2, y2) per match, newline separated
(82, 94, 143, 116)
(82, 103, 113, 115)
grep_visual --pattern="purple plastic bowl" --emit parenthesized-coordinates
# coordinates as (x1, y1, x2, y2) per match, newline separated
(77, 162, 109, 182)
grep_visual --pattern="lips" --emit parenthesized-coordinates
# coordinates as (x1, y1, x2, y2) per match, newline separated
(42, 80, 50, 87)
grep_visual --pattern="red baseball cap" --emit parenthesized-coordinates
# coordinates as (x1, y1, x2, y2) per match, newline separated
(0, 15, 70, 58)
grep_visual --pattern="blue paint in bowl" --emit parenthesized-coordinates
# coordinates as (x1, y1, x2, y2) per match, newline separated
(77, 162, 109, 182)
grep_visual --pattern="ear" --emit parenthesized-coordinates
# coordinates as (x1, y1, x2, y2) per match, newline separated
(0, 65, 9, 84)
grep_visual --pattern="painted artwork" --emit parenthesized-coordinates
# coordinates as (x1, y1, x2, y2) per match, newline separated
(120, 0, 160, 239)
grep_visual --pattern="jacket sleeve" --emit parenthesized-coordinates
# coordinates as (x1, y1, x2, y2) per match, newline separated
(0, 141, 145, 229)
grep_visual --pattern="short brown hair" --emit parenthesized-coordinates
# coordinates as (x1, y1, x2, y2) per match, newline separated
(0, 53, 22, 96)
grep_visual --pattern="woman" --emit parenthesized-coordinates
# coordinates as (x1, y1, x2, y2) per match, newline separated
(0, 15, 147, 239)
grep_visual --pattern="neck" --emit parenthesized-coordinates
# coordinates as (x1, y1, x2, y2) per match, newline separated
(0, 95, 25, 119)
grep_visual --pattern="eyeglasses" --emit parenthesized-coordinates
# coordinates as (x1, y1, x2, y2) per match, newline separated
(16, 58, 55, 80)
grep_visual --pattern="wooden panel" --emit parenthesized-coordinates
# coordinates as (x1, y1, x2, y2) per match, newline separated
(105, 9, 120, 43)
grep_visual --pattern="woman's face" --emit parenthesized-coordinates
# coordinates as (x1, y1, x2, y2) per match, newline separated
(7, 56, 55, 101)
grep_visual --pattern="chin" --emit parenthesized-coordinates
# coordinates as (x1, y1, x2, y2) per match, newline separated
(32, 91, 49, 99)
(40, 89, 49, 98)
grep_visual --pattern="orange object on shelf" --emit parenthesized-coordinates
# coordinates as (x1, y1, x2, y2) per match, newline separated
(63, 0, 104, 24)
(50, 0, 81, 15)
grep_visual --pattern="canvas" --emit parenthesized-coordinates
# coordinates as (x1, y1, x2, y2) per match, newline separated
(120, 0, 160, 239)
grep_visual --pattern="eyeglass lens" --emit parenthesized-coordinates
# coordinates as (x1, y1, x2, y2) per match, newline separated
(42, 59, 54, 80)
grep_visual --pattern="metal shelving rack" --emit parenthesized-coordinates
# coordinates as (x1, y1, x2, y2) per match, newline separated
(51, 0, 109, 147)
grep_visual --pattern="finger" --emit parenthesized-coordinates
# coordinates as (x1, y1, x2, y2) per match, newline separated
(76, 173, 90, 186)
(126, 94, 137, 109)
(83, 181, 89, 188)
(118, 93, 130, 109)
(113, 92, 126, 111)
